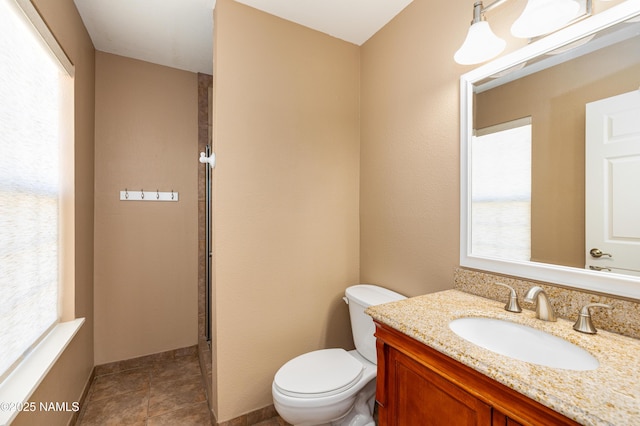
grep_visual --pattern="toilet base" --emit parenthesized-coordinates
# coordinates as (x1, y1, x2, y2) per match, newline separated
(273, 376, 377, 426)
(330, 379, 376, 426)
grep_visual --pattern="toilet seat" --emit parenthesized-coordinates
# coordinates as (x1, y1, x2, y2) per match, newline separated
(274, 349, 364, 398)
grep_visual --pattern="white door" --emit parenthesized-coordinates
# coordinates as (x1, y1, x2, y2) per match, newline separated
(585, 89, 640, 276)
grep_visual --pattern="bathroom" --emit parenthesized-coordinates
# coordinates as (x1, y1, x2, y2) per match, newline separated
(2, 0, 639, 425)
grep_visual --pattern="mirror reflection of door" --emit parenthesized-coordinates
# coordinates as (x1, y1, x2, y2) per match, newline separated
(585, 89, 640, 276)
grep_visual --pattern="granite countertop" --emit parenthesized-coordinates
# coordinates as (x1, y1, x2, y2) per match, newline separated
(366, 289, 640, 426)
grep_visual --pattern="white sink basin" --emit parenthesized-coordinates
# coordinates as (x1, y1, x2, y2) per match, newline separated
(449, 317, 599, 371)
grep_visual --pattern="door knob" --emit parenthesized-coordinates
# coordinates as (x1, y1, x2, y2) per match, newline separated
(589, 248, 612, 258)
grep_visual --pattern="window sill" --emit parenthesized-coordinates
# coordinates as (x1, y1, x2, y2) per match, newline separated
(0, 318, 84, 426)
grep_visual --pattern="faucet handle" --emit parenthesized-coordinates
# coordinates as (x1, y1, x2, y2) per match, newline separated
(494, 282, 522, 313)
(573, 303, 613, 334)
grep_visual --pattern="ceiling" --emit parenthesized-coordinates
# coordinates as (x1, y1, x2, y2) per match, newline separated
(73, 0, 413, 75)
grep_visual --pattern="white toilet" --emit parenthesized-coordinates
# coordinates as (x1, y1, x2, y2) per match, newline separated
(272, 284, 406, 426)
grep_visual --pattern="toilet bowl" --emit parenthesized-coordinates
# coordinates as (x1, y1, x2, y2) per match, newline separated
(272, 285, 406, 426)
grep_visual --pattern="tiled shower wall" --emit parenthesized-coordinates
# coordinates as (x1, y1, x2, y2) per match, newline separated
(454, 267, 640, 340)
(197, 73, 213, 416)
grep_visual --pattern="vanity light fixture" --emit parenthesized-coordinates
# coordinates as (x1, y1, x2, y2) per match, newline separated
(454, 1, 506, 65)
(511, 0, 581, 38)
(455, 0, 585, 65)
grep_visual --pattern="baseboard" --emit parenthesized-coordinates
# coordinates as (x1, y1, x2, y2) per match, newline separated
(67, 366, 95, 426)
(93, 345, 198, 376)
(217, 404, 284, 426)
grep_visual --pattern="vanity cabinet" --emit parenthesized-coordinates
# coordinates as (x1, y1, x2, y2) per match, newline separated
(374, 321, 579, 426)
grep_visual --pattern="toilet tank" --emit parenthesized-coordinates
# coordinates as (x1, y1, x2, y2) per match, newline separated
(344, 285, 406, 364)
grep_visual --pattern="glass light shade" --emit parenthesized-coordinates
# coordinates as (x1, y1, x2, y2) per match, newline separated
(454, 21, 506, 65)
(511, 0, 581, 38)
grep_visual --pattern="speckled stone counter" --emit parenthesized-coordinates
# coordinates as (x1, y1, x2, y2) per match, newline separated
(454, 267, 640, 339)
(366, 290, 640, 426)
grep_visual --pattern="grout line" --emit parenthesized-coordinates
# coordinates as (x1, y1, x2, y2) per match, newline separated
(145, 369, 151, 423)
(81, 348, 210, 425)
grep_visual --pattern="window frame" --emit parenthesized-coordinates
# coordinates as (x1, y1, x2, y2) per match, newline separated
(471, 117, 532, 261)
(0, 0, 83, 423)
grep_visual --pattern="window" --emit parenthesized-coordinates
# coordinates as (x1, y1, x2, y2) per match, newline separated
(0, 0, 74, 382)
(471, 118, 531, 261)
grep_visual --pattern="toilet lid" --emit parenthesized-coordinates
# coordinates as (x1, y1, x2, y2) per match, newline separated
(274, 349, 364, 398)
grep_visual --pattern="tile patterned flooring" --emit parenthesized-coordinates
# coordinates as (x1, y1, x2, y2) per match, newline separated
(76, 352, 211, 425)
(251, 420, 288, 426)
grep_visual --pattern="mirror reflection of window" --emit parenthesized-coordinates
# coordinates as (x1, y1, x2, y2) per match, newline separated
(472, 118, 532, 261)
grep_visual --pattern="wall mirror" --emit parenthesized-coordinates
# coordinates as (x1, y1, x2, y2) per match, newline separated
(460, 0, 640, 300)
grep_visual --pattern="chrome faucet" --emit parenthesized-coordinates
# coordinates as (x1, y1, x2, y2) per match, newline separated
(524, 286, 556, 322)
(494, 282, 522, 313)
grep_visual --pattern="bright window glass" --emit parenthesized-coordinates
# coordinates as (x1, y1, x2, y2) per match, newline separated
(0, 0, 67, 380)
(471, 120, 532, 261)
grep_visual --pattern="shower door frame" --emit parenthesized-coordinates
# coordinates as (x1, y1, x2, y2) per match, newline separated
(204, 144, 212, 343)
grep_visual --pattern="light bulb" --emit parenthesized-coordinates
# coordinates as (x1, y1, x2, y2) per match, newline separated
(511, 0, 581, 38)
(455, 21, 506, 65)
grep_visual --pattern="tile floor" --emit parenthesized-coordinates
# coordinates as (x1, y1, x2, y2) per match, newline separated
(75, 349, 288, 426)
(250, 419, 288, 426)
(76, 351, 212, 425)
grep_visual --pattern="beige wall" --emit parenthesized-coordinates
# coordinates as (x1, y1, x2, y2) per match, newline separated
(212, 0, 360, 420)
(13, 0, 95, 425)
(93, 52, 198, 364)
(359, 0, 468, 298)
(359, 0, 628, 295)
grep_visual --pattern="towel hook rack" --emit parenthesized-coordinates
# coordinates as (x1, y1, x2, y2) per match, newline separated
(119, 189, 179, 202)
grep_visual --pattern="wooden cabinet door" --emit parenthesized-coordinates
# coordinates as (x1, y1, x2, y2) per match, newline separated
(375, 321, 580, 426)
(493, 411, 524, 426)
(386, 347, 492, 426)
